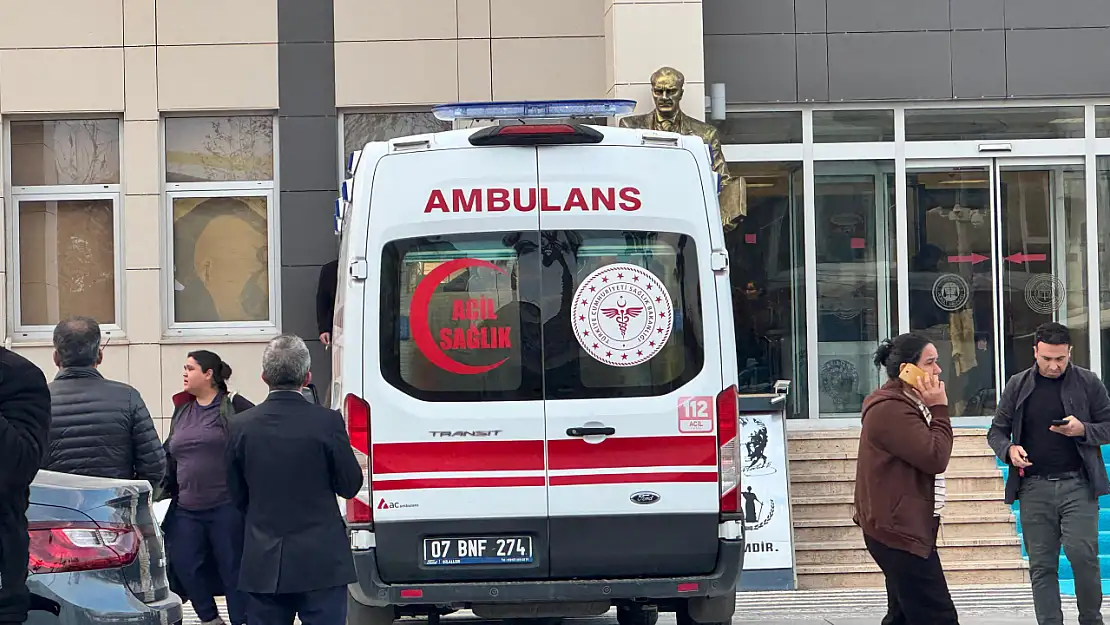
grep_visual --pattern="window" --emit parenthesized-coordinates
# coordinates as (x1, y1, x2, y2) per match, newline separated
(342, 112, 450, 161)
(713, 112, 803, 144)
(163, 116, 277, 333)
(727, 162, 808, 417)
(381, 230, 703, 402)
(813, 110, 895, 143)
(814, 161, 897, 417)
(906, 107, 1085, 141)
(7, 119, 121, 338)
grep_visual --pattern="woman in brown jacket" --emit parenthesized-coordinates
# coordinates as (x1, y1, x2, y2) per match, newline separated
(854, 332, 958, 625)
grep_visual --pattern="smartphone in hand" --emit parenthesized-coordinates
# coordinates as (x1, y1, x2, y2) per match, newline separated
(898, 363, 928, 389)
(1051, 419, 1070, 427)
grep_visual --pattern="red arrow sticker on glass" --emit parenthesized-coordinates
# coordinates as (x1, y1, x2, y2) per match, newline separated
(948, 253, 989, 264)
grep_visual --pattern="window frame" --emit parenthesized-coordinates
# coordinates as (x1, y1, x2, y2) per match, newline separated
(160, 114, 281, 337)
(4, 117, 125, 342)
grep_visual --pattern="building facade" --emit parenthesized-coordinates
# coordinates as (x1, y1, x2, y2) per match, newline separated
(3, 0, 1110, 438)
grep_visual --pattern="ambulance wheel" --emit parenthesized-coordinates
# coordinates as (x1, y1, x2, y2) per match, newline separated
(347, 594, 395, 625)
(676, 593, 735, 625)
(617, 604, 659, 625)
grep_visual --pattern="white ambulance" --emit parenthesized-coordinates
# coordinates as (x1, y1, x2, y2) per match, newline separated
(331, 100, 745, 625)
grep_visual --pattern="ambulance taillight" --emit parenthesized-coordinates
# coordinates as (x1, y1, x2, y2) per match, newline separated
(716, 385, 741, 517)
(344, 393, 373, 524)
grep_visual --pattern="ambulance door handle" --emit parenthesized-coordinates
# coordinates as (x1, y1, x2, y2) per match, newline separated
(567, 427, 615, 437)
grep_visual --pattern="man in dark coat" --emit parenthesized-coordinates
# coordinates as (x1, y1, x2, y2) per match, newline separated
(42, 317, 165, 489)
(0, 348, 51, 625)
(226, 335, 363, 625)
(316, 258, 339, 346)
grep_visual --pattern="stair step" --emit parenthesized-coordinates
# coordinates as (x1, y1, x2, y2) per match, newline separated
(792, 492, 1010, 520)
(790, 451, 999, 475)
(789, 469, 1003, 497)
(794, 537, 1022, 565)
(797, 560, 1030, 590)
(788, 428, 990, 455)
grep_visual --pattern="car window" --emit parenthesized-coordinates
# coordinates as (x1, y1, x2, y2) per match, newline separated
(379, 232, 542, 402)
(540, 230, 704, 400)
(381, 230, 703, 402)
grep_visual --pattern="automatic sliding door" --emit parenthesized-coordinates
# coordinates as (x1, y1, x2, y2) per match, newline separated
(905, 167, 998, 416)
(996, 163, 1090, 380)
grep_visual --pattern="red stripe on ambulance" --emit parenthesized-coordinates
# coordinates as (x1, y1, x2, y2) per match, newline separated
(372, 440, 545, 474)
(371, 436, 716, 475)
(373, 476, 546, 491)
(549, 472, 717, 486)
(547, 436, 717, 471)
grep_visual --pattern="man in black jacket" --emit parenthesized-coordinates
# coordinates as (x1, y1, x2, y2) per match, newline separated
(0, 347, 51, 624)
(42, 317, 165, 489)
(226, 334, 363, 625)
(316, 259, 339, 346)
(988, 322, 1110, 625)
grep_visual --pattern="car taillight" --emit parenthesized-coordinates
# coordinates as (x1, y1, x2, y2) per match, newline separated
(716, 385, 741, 517)
(28, 522, 139, 574)
(344, 393, 373, 525)
(468, 123, 604, 146)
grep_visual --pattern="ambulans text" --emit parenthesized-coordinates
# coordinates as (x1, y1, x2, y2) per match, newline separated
(424, 187, 642, 213)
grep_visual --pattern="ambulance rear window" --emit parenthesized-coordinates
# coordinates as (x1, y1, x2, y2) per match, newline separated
(379, 230, 703, 402)
(380, 232, 538, 402)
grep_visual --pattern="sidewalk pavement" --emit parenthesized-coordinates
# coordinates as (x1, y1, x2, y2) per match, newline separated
(183, 584, 1075, 624)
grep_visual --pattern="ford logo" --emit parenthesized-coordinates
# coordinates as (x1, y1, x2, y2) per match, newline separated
(630, 491, 661, 505)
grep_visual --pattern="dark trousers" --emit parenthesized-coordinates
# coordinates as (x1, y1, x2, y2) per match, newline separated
(167, 503, 249, 625)
(1019, 474, 1104, 625)
(864, 520, 960, 625)
(247, 586, 347, 625)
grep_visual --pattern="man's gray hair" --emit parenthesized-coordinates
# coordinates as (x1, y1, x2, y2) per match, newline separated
(261, 334, 312, 390)
(53, 316, 102, 368)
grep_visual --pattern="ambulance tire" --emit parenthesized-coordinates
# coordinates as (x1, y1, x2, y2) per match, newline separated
(347, 595, 396, 625)
(676, 592, 736, 625)
(617, 604, 659, 625)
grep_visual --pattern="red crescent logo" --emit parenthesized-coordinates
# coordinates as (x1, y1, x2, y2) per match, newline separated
(409, 257, 509, 375)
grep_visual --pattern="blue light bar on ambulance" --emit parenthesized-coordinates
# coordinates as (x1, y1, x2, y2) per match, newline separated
(432, 99, 637, 121)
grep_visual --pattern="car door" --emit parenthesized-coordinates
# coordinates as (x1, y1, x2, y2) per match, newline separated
(536, 143, 726, 578)
(365, 145, 551, 582)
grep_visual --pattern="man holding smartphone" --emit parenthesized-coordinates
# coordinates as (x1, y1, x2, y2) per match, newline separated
(988, 322, 1110, 625)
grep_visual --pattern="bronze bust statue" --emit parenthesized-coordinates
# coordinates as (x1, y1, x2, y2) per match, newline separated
(619, 67, 745, 230)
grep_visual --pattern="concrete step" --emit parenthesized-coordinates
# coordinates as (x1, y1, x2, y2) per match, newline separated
(732, 584, 1054, 619)
(792, 492, 1011, 521)
(797, 559, 1030, 590)
(792, 513, 1018, 543)
(789, 469, 1004, 498)
(794, 536, 1023, 565)
(789, 448, 1000, 475)
(787, 428, 990, 456)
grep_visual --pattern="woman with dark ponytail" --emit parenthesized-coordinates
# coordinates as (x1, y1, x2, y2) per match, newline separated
(160, 351, 254, 625)
(854, 333, 959, 625)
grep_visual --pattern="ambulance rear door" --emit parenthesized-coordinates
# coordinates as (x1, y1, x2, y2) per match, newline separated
(536, 140, 727, 578)
(363, 138, 549, 583)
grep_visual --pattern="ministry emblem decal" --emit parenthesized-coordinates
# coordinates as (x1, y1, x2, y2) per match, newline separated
(572, 263, 674, 367)
(932, 273, 970, 312)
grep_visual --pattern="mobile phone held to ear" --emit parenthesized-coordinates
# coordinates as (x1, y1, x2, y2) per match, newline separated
(899, 363, 928, 389)
(1051, 418, 1070, 427)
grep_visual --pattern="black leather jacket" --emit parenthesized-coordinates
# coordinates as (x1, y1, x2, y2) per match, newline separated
(42, 367, 165, 489)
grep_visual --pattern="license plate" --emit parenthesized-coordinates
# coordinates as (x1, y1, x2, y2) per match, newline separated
(422, 536, 533, 566)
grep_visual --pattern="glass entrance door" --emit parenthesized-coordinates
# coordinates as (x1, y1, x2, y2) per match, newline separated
(905, 159, 1089, 417)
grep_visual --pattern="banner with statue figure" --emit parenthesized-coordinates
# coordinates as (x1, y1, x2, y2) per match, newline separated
(738, 409, 795, 574)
